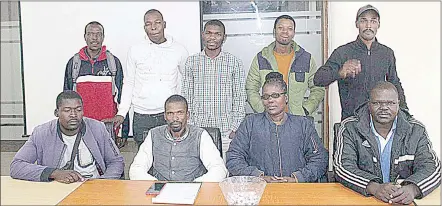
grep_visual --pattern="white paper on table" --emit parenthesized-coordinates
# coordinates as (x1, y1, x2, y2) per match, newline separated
(152, 182, 202, 205)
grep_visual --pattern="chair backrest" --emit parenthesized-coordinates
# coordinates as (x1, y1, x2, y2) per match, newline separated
(328, 122, 342, 183)
(333, 123, 341, 156)
(202, 127, 223, 158)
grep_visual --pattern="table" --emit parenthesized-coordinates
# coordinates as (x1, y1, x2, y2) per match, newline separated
(58, 179, 387, 205)
(1, 176, 83, 205)
(2, 177, 438, 205)
(414, 186, 440, 206)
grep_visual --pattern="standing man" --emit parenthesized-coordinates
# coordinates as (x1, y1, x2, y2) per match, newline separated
(246, 15, 324, 117)
(63, 21, 129, 148)
(334, 81, 440, 204)
(182, 20, 246, 155)
(313, 5, 408, 120)
(104, 9, 188, 148)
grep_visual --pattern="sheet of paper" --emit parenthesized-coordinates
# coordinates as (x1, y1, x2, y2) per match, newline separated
(152, 182, 202, 205)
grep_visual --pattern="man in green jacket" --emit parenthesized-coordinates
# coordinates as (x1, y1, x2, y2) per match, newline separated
(246, 15, 324, 116)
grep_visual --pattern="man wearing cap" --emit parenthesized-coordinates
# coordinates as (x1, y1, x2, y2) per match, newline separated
(313, 4, 408, 120)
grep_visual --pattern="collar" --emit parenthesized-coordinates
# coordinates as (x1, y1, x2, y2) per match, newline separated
(200, 50, 225, 59)
(165, 126, 189, 142)
(355, 35, 379, 51)
(262, 40, 299, 57)
(56, 119, 86, 142)
(265, 112, 288, 126)
(369, 115, 397, 139)
(78, 46, 107, 61)
(144, 34, 174, 47)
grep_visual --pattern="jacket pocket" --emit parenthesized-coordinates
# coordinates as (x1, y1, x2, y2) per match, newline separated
(295, 72, 305, 82)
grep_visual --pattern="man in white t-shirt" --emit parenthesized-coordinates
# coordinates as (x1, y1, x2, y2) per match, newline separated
(103, 9, 188, 148)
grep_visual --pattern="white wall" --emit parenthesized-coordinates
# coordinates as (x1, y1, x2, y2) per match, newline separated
(328, 2, 440, 157)
(20, 2, 201, 134)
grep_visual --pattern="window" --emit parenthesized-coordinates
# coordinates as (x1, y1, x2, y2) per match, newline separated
(202, 1, 309, 14)
(201, 1, 324, 138)
(1, 1, 25, 139)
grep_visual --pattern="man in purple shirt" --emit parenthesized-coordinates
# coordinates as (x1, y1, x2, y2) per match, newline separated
(10, 91, 124, 183)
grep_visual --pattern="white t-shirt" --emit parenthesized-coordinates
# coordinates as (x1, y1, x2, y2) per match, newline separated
(60, 133, 99, 178)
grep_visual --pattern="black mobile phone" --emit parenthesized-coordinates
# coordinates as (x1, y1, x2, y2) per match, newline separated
(145, 182, 166, 195)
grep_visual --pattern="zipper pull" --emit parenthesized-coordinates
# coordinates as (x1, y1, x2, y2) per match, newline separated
(368, 50, 371, 56)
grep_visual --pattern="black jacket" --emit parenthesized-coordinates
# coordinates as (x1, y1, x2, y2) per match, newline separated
(227, 112, 328, 182)
(314, 37, 408, 119)
(334, 104, 440, 198)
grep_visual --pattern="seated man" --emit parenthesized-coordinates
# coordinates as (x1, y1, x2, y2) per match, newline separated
(10, 91, 124, 183)
(129, 95, 227, 182)
(227, 72, 328, 183)
(334, 81, 441, 204)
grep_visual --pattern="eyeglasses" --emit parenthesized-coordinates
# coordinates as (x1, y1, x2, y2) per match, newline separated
(370, 101, 398, 108)
(261, 92, 286, 100)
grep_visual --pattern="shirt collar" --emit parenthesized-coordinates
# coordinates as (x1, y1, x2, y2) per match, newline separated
(200, 50, 225, 59)
(370, 115, 398, 140)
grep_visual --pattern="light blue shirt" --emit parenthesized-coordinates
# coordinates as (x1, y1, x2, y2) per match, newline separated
(370, 116, 397, 183)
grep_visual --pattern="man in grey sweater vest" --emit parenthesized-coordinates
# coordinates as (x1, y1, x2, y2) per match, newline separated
(129, 95, 227, 182)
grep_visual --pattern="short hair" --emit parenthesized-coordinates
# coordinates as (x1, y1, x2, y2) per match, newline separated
(56, 91, 83, 109)
(274, 15, 296, 31)
(369, 81, 398, 100)
(144, 9, 163, 21)
(263, 72, 287, 93)
(204, 19, 225, 34)
(84, 21, 104, 35)
(164, 94, 188, 111)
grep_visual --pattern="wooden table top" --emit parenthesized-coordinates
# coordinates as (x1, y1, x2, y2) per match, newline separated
(58, 179, 390, 205)
(1, 176, 83, 205)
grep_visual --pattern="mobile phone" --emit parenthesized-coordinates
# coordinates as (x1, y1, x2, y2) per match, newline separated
(146, 182, 166, 195)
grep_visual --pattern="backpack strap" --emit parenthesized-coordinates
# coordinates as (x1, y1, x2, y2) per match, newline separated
(105, 50, 117, 96)
(71, 53, 81, 91)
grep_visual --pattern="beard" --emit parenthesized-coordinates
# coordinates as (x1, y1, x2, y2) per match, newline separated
(168, 121, 183, 132)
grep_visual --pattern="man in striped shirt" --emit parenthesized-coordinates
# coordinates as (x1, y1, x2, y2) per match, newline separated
(182, 20, 246, 156)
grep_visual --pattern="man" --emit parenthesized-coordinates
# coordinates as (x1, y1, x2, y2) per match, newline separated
(10, 91, 124, 183)
(63, 21, 129, 148)
(227, 72, 328, 183)
(334, 81, 440, 204)
(182, 20, 246, 155)
(314, 5, 408, 120)
(246, 15, 324, 117)
(103, 9, 188, 148)
(129, 95, 227, 182)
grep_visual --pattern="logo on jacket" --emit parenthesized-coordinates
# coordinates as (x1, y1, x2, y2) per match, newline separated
(96, 66, 111, 76)
(362, 140, 371, 148)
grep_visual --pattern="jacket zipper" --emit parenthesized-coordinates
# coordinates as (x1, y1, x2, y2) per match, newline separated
(276, 125, 283, 177)
(56, 144, 67, 168)
(309, 134, 319, 153)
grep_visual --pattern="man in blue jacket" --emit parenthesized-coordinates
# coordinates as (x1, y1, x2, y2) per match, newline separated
(227, 72, 328, 183)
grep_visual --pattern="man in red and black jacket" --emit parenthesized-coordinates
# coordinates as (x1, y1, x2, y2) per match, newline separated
(63, 21, 130, 148)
